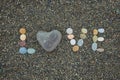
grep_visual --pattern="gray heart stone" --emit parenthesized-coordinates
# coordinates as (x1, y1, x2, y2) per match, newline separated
(36, 30, 62, 52)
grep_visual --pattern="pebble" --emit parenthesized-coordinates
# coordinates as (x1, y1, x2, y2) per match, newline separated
(96, 48, 104, 52)
(72, 45, 79, 52)
(37, 30, 62, 52)
(98, 37, 104, 41)
(93, 29, 98, 35)
(67, 34, 74, 39)
(93, 35, 98, 42)
(20, 34, 26, 41)
(66, 28, 73, 34)
(77, 39, 84, 46)
(98, 28, 105, 33)
(18, 41, 26, 46)
(19, 47, 27, 54)
(70, 39, 76, 45)
(27, 48, 36, 54)
(19, 28, 26, 34)
(81, 28, 87, 34)
(92, 43, 97, 51)
(80, 34, 86, 39)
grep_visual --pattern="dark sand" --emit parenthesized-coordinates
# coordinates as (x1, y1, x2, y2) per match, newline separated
(0, 0, 120, 80)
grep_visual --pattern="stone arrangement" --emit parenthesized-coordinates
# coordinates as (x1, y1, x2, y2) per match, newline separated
(78, 28, 87, 47)
(92, 28, 105, 52)
(18, 28, 36, 54)
(18, 27, 105, 53)
(36, 30, 62, 52)
(66, 27, 105, 52)
(66, 28, 77, 52)
(66, 28, 88, 52)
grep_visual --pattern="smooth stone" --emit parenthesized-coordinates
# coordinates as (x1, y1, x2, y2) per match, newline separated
(36, 30, 62, 52)
(19, 47, 27, 54)
(19, 28, 26, 34)
(97, 48, 104, 52)
(72, 45, 79, 52)
(67, 34, 74, 39)
(77, 39, 84, 46)
(98, 37, 104, 41)
(92, 43, 97, 51)
(93, 35, 98, 42)
(70, 39, 76, 45)
(20, 34, 26, 41)
(18, 41, 26, 46)
(98, 28, 105, 33)
(66, 28, 73, 34)
(81, 28, 87, 34)
(80, 34, 86, 39)
(27, 48, 36, 54)
(93, 29, 98, 35)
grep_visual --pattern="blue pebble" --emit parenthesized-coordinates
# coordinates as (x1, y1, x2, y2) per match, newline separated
(19, 47, 27, 54)
(77, 39, 84, 46)
(98, 28, 105, 33)
(27, 48, 36, 54)
(92, 43, 97, 51)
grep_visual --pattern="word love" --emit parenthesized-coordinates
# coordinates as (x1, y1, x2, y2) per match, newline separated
(66, 28, 105, 52)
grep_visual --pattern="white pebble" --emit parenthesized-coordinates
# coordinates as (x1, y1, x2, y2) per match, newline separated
(98, 28, 105, 33)
(70, 39, 76, 45)
(98, 37, 104, 41)
(66, 28, 73, 34)
(97, 48, 104, 52)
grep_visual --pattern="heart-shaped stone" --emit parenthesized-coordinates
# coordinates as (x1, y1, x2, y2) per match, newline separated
(36, 30, 62, 52)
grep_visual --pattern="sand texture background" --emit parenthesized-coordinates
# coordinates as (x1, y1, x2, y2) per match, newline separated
(0, 0, 120, 80)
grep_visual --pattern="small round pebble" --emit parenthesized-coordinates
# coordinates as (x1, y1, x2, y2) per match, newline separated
(98, 28, 105, 33)
(20, 34, 26, 41)
(81, 28, 87, 34)
(92, 43, 97, 51)
(97, 37, 104, 41)
(27, 48, 36, 54)
(97, 48, 104, 52)
(70, 39, 76, 45)
(80, 34, 86, 39)
(19, 28, 26, 34)
(93, 35, 98, 42)
(77, 39, 84, 46)
(93, 29, 98, 35)
(67, 34, 75, 39)
(19, 47, 27, 54)
(66, 28, 73, 34)
(18, 41, 26, 46)
(72, 45, 79, 52)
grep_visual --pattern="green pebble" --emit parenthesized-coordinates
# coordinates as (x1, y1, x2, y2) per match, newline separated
(27, 48, 36, 54)
(80, 34, 86, 39)
(93, 35, 98, 42)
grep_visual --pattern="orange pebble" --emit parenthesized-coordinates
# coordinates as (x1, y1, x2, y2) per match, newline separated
(19, 28, 26, 34)
(67, 34, 75, 39)
(72, 45, 79, 52)
(93, 29, 98, 35)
